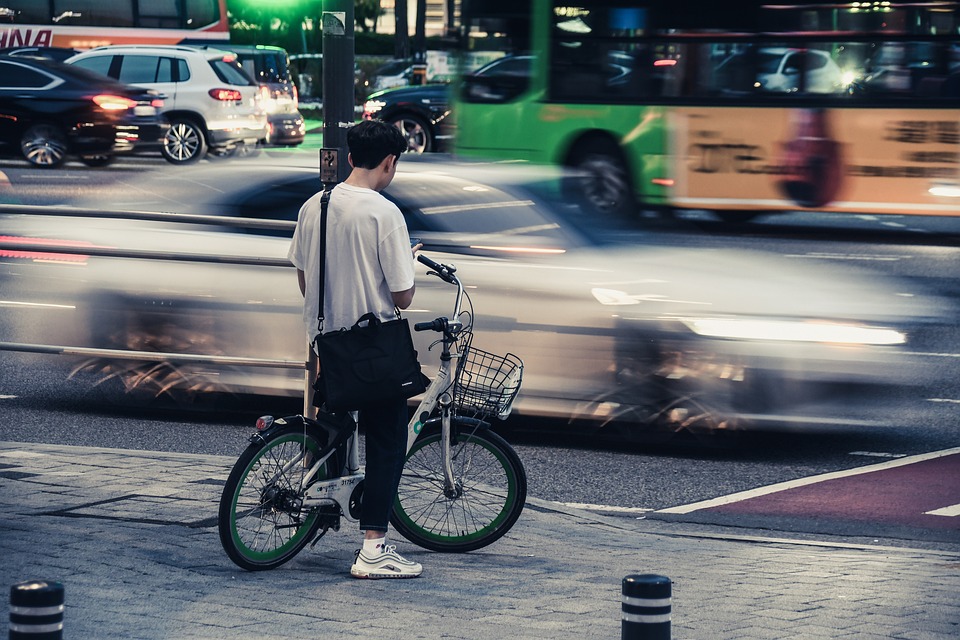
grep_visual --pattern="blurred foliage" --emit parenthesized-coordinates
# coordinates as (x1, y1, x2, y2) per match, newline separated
(228, 0, 394, 54)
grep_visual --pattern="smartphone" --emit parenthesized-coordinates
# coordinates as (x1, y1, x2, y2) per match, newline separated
(410, 237, 422, 247)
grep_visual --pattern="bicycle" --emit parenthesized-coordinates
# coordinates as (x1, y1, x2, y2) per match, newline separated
(218, 254, 527, 571)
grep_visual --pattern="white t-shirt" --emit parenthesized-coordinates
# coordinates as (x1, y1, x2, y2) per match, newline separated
(288, 182, 416, 341)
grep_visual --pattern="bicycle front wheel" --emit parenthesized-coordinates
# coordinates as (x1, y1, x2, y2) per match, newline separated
(391, 423, 526, 552)
(218, 425, 330, 571)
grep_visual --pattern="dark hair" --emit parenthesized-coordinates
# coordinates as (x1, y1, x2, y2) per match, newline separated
(347, 120, 407, 169)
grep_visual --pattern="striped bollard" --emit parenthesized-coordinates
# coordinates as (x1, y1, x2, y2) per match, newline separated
(621, 574, 671, 640)
(9, 580, 64, 640)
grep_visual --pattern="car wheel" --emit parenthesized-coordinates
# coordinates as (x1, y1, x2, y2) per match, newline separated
(80, 155, 114, 168)
(389, 114, 432, 154)
(162, 118, 208, 164)
(20, 123, 68, 168)
(565, 138, 635, 217)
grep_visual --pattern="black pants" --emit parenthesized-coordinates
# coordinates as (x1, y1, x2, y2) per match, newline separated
(357, 396, 408, 532)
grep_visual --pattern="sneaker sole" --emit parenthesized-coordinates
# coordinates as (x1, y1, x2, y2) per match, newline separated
(350, 568, 421, 579)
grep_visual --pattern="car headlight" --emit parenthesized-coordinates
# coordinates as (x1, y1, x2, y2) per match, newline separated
(680, 317, 906, 346)
(363, 99, 386, 116)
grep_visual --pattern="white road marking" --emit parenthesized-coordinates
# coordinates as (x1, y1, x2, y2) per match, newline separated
(558, 502, 654, 514)
(849, 451, 908, 459)
(928, 398, 960, 404)
(657, 447, 960, 515)
(925, 504, 960, 517)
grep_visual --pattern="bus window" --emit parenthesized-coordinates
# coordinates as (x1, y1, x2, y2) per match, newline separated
(52, 0, 134, 27)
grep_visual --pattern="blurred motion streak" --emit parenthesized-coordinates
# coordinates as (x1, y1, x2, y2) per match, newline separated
(0, 159, 952, 435)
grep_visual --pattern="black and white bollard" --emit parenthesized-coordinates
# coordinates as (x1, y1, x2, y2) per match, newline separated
(9, 580, 64, 640)
(621, 574, 671, 640)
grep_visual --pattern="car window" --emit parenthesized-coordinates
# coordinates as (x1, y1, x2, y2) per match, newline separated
(70, 55, 114, 78)
(210, 58, 255, 86)
(175, 58, 190, 82)
(258, 52, 288, 82)
(117, 55, 162, 84)
(807, 52, 827, 70)
(0, 62, 55, 89)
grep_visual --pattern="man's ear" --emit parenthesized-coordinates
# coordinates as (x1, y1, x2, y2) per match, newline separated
(347, 152, 355, 168)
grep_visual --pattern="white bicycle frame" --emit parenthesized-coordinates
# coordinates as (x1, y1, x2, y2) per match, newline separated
(294, 267, 467, 520)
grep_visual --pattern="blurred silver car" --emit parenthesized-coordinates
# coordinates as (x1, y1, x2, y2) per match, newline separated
(0, 157, 948, 432)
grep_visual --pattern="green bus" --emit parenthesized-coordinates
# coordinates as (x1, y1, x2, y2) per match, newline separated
(453, 0, 960, 221)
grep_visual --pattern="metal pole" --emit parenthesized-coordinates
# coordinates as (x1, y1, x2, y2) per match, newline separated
(314, 0, 354, 413)
(622, 574, 671, 640)
(320, 0, 355, 188)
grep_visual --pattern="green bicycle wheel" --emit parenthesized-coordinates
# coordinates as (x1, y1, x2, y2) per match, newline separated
(218, 424, 331, 571)
(391, 423, 526, 552)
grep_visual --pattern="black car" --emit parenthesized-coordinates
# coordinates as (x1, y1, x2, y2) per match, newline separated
(362, 83, 451, 154)
(0, 55, 168, 167)
(0, 46, 82, 62)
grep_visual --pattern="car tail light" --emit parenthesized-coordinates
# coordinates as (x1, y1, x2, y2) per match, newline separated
(292, 83, 299, 108)
(0, 235, 92, 264)
(209, 88, 243, 102)
(92, 94, 137, 110)
(151, 98, 164, 108)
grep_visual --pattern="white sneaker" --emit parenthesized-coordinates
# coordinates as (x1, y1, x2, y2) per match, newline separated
(350, 544, 423, 579)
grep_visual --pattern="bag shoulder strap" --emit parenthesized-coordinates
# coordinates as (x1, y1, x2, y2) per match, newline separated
(316, 188, 332, 335)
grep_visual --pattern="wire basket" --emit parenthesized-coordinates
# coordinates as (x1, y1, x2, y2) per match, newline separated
(454, 336, 523, 420)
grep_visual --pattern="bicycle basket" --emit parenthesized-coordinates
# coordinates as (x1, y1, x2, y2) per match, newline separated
(454, 337, 523, 419)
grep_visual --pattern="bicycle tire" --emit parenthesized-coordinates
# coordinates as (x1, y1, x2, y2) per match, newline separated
(218, 424, 332, 570)
(391, 422, 526, 552)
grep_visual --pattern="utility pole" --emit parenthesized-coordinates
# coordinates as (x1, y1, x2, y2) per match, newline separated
(320, 0, 355, 188)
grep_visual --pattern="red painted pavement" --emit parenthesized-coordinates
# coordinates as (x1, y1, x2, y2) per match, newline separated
(705, 453, 960, 531)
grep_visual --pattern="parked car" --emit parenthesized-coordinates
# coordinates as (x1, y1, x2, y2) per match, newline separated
(362, 83, 451, 153)
(369, 58, 416, 91)
(0, 55, 167, 167)
(362, 55, 534, 154)
(66, 45, 267, 164)
(226, 45, 304, 148)
(0, 46, 81, 62)
(0, 156, 949, 434)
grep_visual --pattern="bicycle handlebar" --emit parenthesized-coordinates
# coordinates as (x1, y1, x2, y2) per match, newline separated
(415, 253, 465, 334)
(417, 253, 458, 284)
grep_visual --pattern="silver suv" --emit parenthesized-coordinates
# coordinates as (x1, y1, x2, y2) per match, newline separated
(67, 45, 267, 164)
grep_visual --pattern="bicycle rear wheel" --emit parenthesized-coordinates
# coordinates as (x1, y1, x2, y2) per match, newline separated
(391, 422, 526, 552)
(218, 424, 331, 570)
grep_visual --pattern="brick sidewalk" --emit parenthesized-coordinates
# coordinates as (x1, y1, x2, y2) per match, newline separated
(1, 441, 958, 639)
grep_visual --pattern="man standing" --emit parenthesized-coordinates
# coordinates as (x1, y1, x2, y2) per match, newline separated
(288, 120, 423, 579)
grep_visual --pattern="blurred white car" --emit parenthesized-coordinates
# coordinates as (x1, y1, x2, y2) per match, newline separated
(0, 158, 949, 433)
(759, 48, 843, 93)
(718, 47, 844, 94)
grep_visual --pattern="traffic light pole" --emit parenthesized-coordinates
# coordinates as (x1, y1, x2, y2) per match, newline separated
(320, 0, 355, 188)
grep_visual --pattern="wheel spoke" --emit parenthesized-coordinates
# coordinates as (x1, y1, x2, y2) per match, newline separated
(392, 429, 525, 551)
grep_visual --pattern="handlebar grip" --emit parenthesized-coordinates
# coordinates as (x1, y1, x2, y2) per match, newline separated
(417, 253, 442, 271)
(414, 321, 434, 332)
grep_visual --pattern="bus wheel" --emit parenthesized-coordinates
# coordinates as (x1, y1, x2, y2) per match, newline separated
(566, 139, 635, 217)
